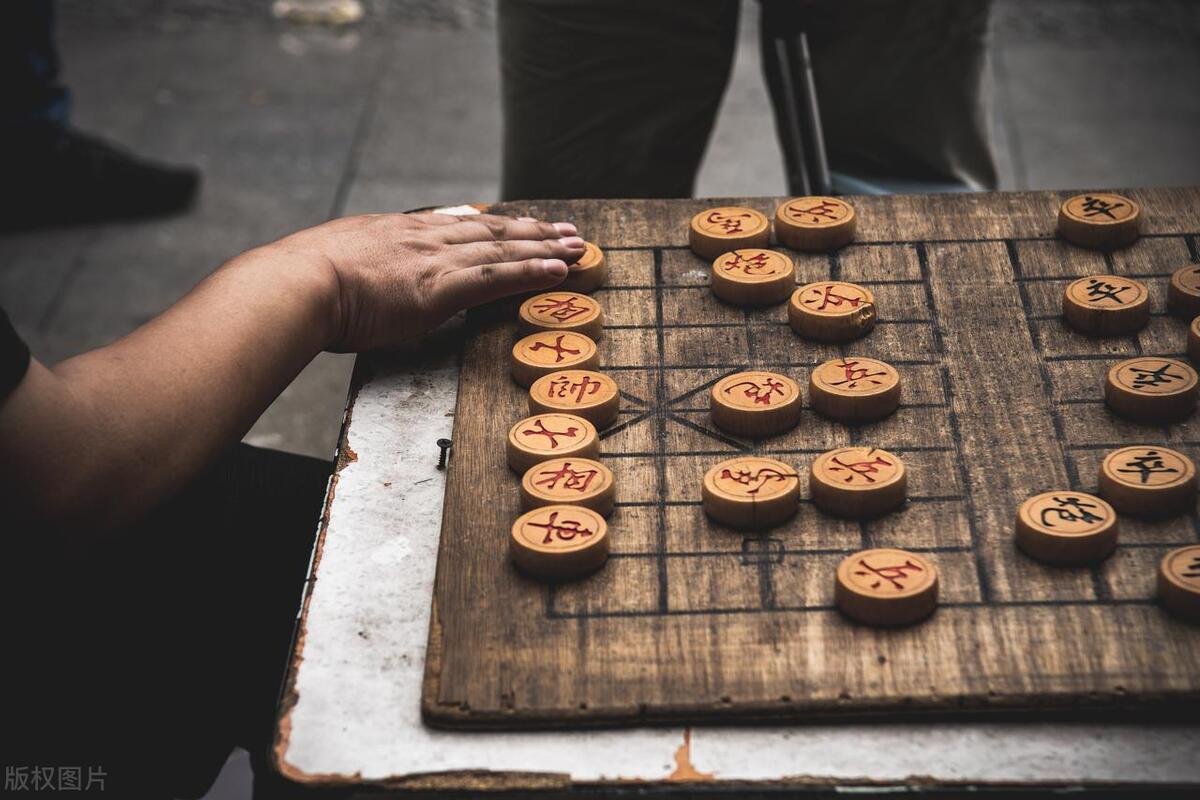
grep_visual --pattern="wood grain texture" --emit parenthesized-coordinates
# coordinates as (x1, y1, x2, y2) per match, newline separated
(422, 189, 1200, 728)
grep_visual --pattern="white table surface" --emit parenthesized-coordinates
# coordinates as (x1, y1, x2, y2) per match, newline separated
(274, 210, 1200, 793)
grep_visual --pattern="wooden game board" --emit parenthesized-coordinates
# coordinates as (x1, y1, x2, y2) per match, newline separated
(422, 188, 1200, 728)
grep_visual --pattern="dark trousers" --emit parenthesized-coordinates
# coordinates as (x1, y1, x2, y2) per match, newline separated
(6, 445, 334, 799)
(1, 0, 68, 132)
(499, 0, 997, 199)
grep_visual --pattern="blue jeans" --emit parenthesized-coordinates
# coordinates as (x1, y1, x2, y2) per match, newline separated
(1, 0, 69, 133)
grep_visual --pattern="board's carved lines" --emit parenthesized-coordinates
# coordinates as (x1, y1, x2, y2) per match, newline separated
(1014, 272, 1176, 283)
(666, 413, 752, 453)
(609, 322, 742, 330)
(545, 597, 1160, 621)
(594, 231, 1199, 254)
(604, 545, 975, 559)
(611, 493, 963, 508)
(600, 444, 956, 459)
(598, 410, 653, 441)
(740, 537, 785, 566)
(619, 389, 648, 407)
(1045, 353, 1184, 363)
(1007, 239, 1111, 600)
(672, 400, 950, 412)
(609, 319, 936, 331)
(603, 359, 941, 372)
(607, 319, 934, 331)
(1068, 441, 1200, 450)
(938, 360, 993, 601)
(739, 300, 777, 608)
(1029, 311, 1171, 322)
(666, 367, 751, 407)
(652, 247, 670, 613)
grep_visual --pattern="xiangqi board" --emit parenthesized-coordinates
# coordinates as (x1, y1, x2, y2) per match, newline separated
(422, 189, 1200, 728)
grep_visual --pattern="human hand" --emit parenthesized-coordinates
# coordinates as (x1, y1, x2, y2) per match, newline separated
(262, 211, 584, 351)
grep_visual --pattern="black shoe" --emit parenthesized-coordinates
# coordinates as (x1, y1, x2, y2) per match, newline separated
(0, 124, 201, 231)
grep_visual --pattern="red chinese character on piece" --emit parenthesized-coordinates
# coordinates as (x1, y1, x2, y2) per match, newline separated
(854, 558, 924, 591)
(528, 510, 595, 545)
(721, 251, 773, 275)
(719, 466, 795, 495)
(724, 377, 786, 405)
(787, 199, 842, 224)
(549, 374, 603, 404)
(534, 461, 599, 493)
(528, 334, 582, 363)
(830, 359, 886, 389)
(803, 283, 863, 311)
(828, 455, 892, 484)
(707, 210, 752, 234)
(532, 295, 590, 322)
(521, 419, 580, 449)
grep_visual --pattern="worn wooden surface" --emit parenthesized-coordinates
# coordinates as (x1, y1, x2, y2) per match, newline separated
(423, 188, 1200, 728)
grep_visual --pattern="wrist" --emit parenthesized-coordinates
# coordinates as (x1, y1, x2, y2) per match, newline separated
(238, 243, 345, 351)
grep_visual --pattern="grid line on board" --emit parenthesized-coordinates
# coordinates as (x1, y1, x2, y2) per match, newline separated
(652, 247, 671, 613)
(1007, 239, 1111, 600)
(594, 231, 1197, 254)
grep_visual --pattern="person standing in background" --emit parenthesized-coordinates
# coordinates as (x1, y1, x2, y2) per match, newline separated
(0, 0, 200, 231)
(498, 0, 996, 200)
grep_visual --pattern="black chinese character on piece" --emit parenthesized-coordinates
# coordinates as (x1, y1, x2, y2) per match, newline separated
(1115, 450, 1179, 485)
(1039, 495, 1105, 528)
(1080, 195, 1125, 220)
(1084, 278, 1130, 304)
(1127, 362, 1183, 390)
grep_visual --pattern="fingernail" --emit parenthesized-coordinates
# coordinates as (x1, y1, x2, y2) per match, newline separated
(553, 222, 578, 236)
(560, 236, 585, 249)
(543, 259, 568, 278)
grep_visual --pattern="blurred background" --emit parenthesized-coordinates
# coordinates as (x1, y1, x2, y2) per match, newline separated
(0, 2, 1197, 794)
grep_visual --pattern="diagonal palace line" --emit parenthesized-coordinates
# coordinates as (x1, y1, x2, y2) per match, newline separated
(666, 412, 751, 453)
(665, 367, 749, 407)
(619, 388, 648, 407)
(599, 409, 653, 441)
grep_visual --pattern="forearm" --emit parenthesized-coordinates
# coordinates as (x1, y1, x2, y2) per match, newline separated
(1, 210, 579, 542)
(3, 247, 336, 536)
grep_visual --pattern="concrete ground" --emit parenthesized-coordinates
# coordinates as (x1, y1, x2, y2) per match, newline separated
(1, 1, 1198, 797)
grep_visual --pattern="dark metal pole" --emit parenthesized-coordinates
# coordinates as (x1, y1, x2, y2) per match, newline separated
(772, 36, 812, 196)
(793, 32, 832, 196)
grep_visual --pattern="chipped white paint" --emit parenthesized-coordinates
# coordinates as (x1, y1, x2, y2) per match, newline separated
(279, 333, 1200, 787)
(432, 204, 483, 216)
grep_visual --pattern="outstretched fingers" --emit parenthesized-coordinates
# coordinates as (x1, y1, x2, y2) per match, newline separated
(433, 258, 568, 315)
(451, 236, 584, 268)
(436, 214, 578, 245)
